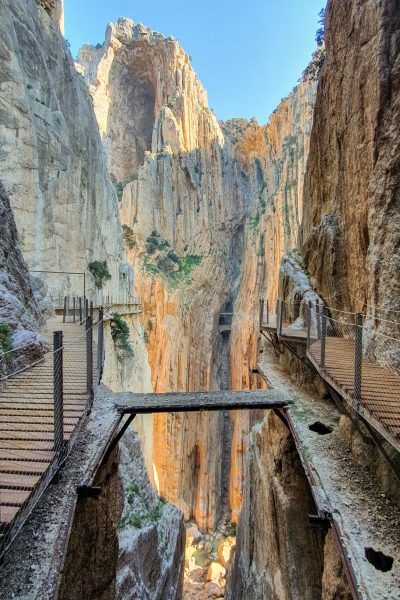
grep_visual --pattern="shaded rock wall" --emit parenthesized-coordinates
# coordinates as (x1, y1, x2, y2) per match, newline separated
(0, 180, 48, 376)
(302, 0, 400, 364)
(226, 412, 351, 600)
(0, 0, 132, 299)
(58, 447, 122, 600)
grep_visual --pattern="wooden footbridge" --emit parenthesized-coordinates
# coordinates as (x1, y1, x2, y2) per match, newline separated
(0, 300, 291, 560)
(259, 298, 400, 454)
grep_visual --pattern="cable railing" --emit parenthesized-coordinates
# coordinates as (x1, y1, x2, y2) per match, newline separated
(0, 303, 106, 559)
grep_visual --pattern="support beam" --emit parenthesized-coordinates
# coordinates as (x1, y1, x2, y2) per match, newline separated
(114, 389, 292, 415)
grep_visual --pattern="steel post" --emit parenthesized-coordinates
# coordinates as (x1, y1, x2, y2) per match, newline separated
(354, 313, 363, 411)
(86, 315, 93, 412)
(321, 306, 327, 370)
(53, 331, 64, 461)
(97, 308, 104, 384)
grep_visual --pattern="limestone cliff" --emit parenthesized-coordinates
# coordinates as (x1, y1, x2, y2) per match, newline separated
(0, 0, 132, 300)
(226, 413, 351, 600)
(77, 18, 322, 531)
(77, 18, 247, 530)
(227, 79, 317, 520)
(302, 0, 400, 366)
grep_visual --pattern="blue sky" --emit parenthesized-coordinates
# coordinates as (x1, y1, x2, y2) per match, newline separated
(65, 0, 324, 124)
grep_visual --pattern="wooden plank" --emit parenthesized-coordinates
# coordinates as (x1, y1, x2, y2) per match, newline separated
(0, 473, 41, 488)
(114, 389, 292, 414)
(0, 430, 71, 442)
(0, 460, 50, 474)
(0, 489, 32, 505)
(0, 423, 75, 433)
(0, 440, 55, 451)
(0, 505, 19, 524)
(0, 449, 54, 462)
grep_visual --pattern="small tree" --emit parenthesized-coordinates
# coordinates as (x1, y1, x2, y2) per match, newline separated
(110, 312, 133, 355)
(88, 260, 111, 289)
(315, 8, 326, 47)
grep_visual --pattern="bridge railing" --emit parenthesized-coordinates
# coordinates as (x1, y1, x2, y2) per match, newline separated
(0, 307, 106, 559)
(306, 302, 364, 408)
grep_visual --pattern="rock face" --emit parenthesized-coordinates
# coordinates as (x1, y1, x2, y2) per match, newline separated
(77, 19, 320, 530)
(58, 447, 122, 600)
(302, 0, 400, 364)
(0, 180, 48, 376)
(118, 431, 185, 600)
(77, 18, 247, 530)
(228, 79, 317, 520)
(226, 413, 350, 600)
(0, 0, 132, 300)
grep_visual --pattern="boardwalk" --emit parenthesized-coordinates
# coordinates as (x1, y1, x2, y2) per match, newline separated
(0, 317, 92, 528)
(260, 299, 400, 453)
(261, 314, 307, 343)
(308, 337, 400, 450)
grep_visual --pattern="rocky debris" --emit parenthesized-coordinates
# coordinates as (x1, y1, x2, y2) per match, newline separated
(217, 536, 235, 568)
(186, 526, 203, 546)
(206, 562, 226, 584)
(204, 581, 224, 598)
(183, 522, 236, 598)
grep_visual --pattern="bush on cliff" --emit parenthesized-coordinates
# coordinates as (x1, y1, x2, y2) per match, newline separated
(88, 260, 111, 289)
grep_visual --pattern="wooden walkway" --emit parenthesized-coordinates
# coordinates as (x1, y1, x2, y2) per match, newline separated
(261, 314, 307, 343)
(0, 317, 91, 527)
(308, 338, 400, 451)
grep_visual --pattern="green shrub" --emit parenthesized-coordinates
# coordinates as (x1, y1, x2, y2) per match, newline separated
(88, 260, 111, 289)
(120, 514, 143, 529)
(250, 212, 260, 229)
(0, 323, 12, 361)
(110, 312, 133, 355)
(122, 224, 136, 249)
(127, 482, 140, 503)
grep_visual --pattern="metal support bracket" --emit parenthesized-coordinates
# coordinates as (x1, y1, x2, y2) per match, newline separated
(103, 413, 137, 462)
(77, 485, 102, 499)
(308, 514, 331, 532)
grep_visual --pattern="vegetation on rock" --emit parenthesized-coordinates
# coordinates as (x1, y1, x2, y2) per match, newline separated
(88, 260, 111, 289)
(143, 231, 202, 289)
(122, 224, 136, 249)
(119, 481, 167, 530)
(110, 311, 133, 355)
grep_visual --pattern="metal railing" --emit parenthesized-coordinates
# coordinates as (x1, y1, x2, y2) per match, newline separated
(0, 303, 106, 559)
(306, 302, 364, 409)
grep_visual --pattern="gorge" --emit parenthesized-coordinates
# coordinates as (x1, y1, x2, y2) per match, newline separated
(0, 0, 400, 599)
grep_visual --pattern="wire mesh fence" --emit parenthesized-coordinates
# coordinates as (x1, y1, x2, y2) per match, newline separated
(0, 306, 105, 559)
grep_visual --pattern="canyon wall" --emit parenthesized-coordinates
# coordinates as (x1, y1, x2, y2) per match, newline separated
(0, 0, 132, 300)
(226, 412, 351, 600)
(302, 0, 400, 364)
(228, 78, 317, 520)
(77, 20, 321, 530)
(0, 180, 49, 376)
(77, 19, 248, 530)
